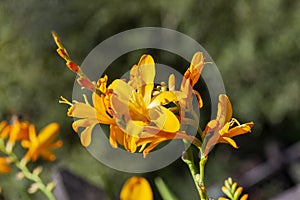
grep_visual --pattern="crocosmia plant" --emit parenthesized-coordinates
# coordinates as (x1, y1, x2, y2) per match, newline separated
(53, 32, 253, 200)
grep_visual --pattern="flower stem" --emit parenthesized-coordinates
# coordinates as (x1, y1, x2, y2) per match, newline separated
(199, 156, 208, 200)
(182, 139, 202, 199)
(0, 140, 55, 200)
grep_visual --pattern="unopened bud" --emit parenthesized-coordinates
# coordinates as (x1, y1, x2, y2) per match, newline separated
(168, 74, 175, 91)
(28, 183, 39, 194)
(46, 181, 56, 191)
(16, 172, 25, 180)
(33, 166, 43, 176)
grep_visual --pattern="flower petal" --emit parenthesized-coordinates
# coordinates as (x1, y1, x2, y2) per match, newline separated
(149, 106, 180, 133)
(193, 90, 203, 108)
(109, 124, 123, 148)
(137, 55, 155, 105)
(38, 123, 60, 144)
(147, 91, 178, 109)
(110, 79, 133, 115)
(219, 137, 238, 148)
(222, 122, 254, 138)
(123, 134, 138, 153)
(0, 157, 11, 173)
(80, 125, 95, 147)
(40, 150, 56, 161)
(93, 93, 114, 124)
(120, 176, 153, 200)
(68, 102, 96, 119)
(72, 119, 98, 132)
(183, 52, 205, 86)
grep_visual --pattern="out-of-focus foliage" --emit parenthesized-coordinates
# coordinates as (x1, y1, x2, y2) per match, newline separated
(0, 0, 299, 199)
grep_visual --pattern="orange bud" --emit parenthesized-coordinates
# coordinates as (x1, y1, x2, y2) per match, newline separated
(66, 61, 80, 73)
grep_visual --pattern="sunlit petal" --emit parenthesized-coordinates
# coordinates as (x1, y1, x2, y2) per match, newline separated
(93, 93, 114, 124)
(148, 106, 179, 133)
(222, 122, 254, 138)
(68, 102, 96, 118)
(72, 118, 97, 132)
(80, 125, 95, 147)
(125, 120, 145, 138)
(28, 125, 37, 142)
(38, 123, 60, 144)
(216, 95, 232, 125)
(137, 55, 155, 105)
(110, 124, 125, 147)
(120, 176, 153, 200)
(147, 91, 178, 109)
(219, 137, 238, 148)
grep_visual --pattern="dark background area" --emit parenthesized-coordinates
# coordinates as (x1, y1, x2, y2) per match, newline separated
(0, 0, 299, 199)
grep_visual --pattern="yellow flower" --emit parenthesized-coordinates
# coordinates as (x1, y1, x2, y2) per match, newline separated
(120, 176, 153, 200)
(0, 117, 31, 151)
(21, 123, 63, 163)
(110, 55, 200, 157)
(203, 94, 254, 157)
(0, 157, 11, 173)
(60, 54, 198, 157)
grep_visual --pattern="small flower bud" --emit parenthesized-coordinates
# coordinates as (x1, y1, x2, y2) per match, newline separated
(16, 172, 25, 180)
(168, 74, 175, 91)
(233, 187, 243, 199)
(221, 186, 232, 199)
(46, 181, 56, 192)
(28, 183, 39, 194)
(228, 177, 233, 185)
(33, 166, 43, 176)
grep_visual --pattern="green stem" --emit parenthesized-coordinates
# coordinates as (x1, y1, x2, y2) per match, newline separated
(199, 156, 208, 200)
(0, 142, 55, 200)
(154, 177, 178, 200)
(182, 139, 202, 199)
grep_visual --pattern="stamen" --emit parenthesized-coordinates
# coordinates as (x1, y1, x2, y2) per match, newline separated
(230, 118, 241, 126)
(58, 96, 73, 106)
(82, 94, 90, 105)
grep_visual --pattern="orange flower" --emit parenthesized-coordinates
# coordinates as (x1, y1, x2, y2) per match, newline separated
(203, 95, 254, 157)
(0, 117, 31, 152)
(120, 176, 153, 200)
(21, 123, 63, 163)
(0, 157, 11, 173)
(60, 54, 198, 157)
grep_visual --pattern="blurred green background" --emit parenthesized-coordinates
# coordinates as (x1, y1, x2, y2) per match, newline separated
(0, 0, 299, 199)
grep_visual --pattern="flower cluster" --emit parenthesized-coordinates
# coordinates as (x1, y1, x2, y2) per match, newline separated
(0, 116, 62, 199)
(54, 32, 202, 157)
(53, 32, 253, 159)
(219, 177, 248, 200)
(0, 117, 62, 167)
